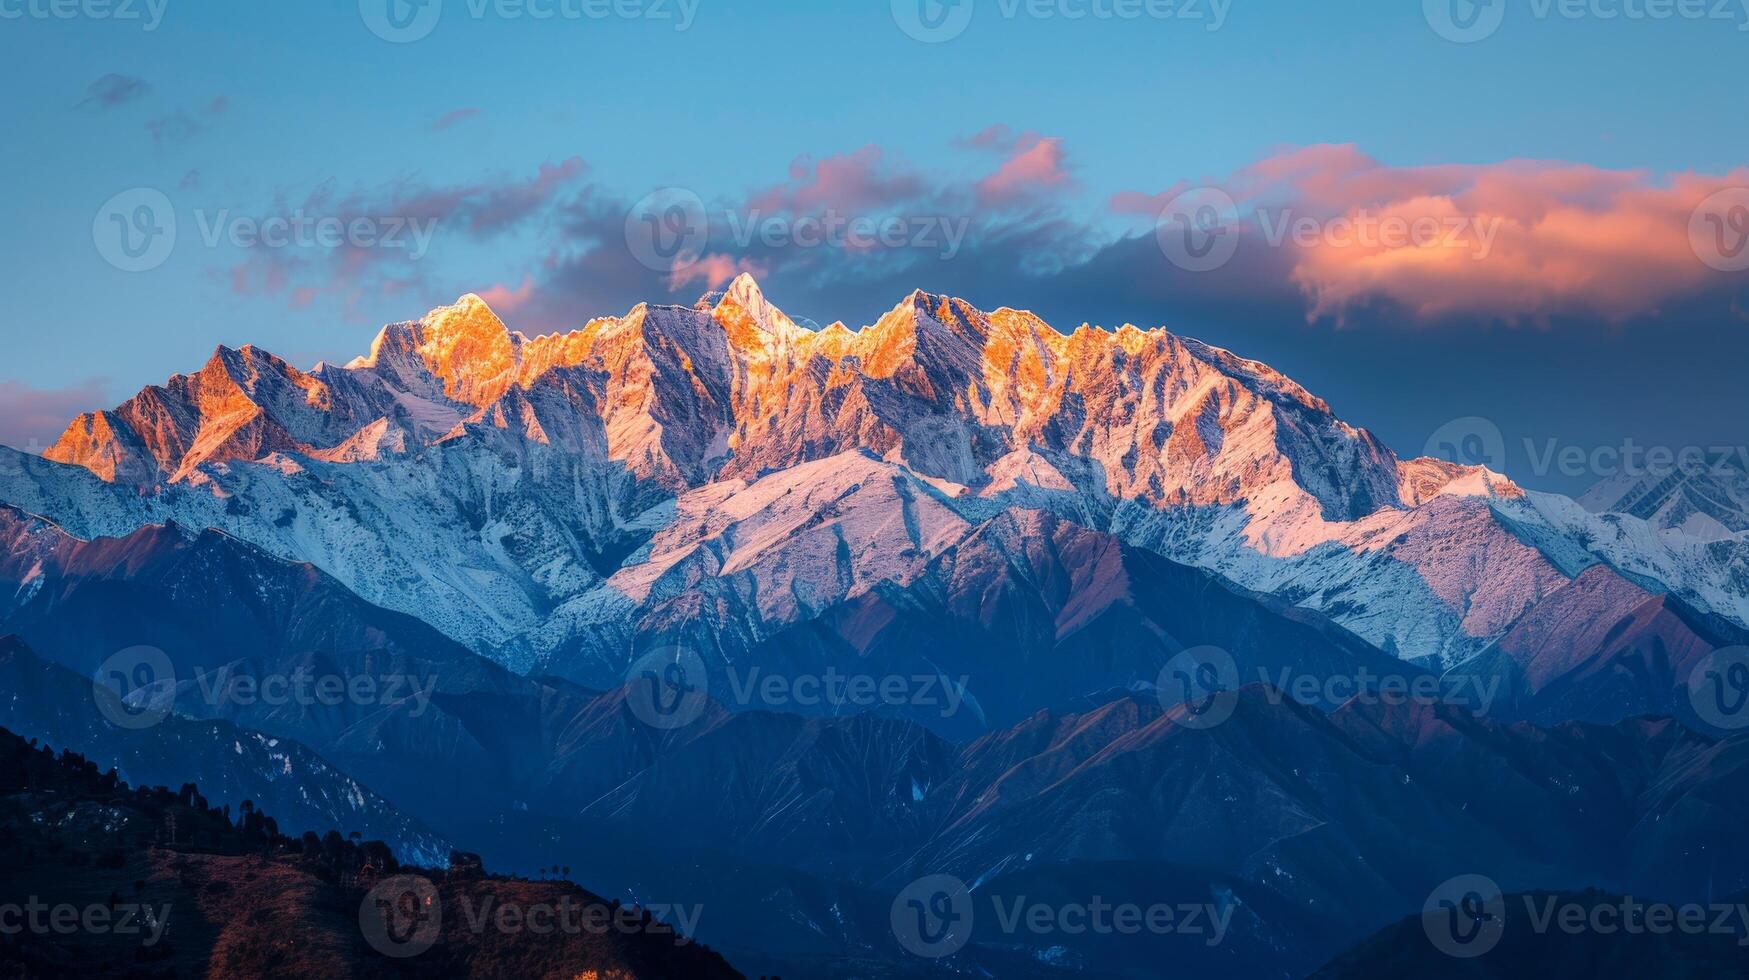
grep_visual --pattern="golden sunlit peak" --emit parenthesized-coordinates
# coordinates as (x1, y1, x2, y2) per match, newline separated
(714, 273, 810, 344)
(427, 293, 505, 328)
(721, 272, 764, 303)
(406, 294, 517, 407)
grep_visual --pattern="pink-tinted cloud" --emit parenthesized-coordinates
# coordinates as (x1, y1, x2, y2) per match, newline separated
(0, 379, 112, 450)
(957, 124, 1019, 151)
(478, 277, 536, 314)
(1284, 156, 1747, 321)
(1109, 182, 1189, 217)
(1121, 144, 1749, 322)
(459, 157, 587, 234)
(977, 135, 1071, 206)
(477, 130, 1103, 331)
(748, 145, 927, 215)
(669, 253, 767, 292)
(431, 108, 483, 131)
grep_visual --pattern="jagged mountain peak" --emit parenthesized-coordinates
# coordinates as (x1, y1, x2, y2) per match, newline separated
(1579, 457, 1749, 540)
(710, 272, 810, 347)
(355, 293, 518, 408)
(1396, 456, 1524, 505)
(721, 270, 766, 306)
(11, 280, 1749, 675)
(36, 282, 1422, 524)
(426, 291, 508, 337)
(417, 294, 516, 405)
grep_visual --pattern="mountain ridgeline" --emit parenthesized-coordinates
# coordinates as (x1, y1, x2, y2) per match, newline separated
(3, 278, 1749, 976)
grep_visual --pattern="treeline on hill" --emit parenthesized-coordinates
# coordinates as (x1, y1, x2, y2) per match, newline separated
(0, 726, 741, 979)
(0, 726, 408, 893)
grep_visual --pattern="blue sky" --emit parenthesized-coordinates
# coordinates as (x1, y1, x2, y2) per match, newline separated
(2, 0, 1746, 492)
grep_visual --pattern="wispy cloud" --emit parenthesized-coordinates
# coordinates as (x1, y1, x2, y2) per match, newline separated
(225, 158, 589, 318)
(209, 133, 1747, 344)
(747, 145, 929, 215)
(490, 131, 1098, 331)
(76, 74, 149, 110)
(976, 134, 1071, 206)
(478, 277, 536, 314)
(146, 94, 229, 145)
(669, 253, 767, 292)
(431, 108, 483, 131)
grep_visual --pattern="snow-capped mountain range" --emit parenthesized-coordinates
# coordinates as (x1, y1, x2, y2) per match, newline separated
(1580, 457, 1749, 540)
(3, 275, 1745, 683)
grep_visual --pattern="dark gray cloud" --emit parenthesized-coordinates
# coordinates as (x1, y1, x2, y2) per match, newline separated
(481, 161, 1749, 498)
(211, 137, 1749, 497)
(225, 159, 589, 319)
